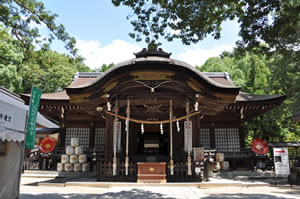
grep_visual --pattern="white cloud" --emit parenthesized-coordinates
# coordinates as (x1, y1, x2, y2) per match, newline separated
(76, 39, 141, 69)
(178, 44, 234, 67)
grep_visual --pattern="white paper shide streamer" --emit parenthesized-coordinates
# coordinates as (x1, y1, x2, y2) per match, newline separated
(176, 120, 180, 132)
(141, 123, 144, 134)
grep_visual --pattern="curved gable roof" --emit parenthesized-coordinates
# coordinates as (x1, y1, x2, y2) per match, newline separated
(67, 56, 239, 92)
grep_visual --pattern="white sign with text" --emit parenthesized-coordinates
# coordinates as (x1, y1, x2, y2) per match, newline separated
(273, 148, 290, 175)
(113, 121, 122, 151)
(184, 121, 192, 152)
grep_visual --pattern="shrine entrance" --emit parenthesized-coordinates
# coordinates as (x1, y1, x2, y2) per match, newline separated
(136, 130, 169, 162)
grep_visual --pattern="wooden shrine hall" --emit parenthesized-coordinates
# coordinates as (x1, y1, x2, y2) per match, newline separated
(21, 47, 285, 182)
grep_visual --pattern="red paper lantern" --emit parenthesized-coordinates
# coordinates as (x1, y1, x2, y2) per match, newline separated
(39, 137, 56, 153)
(251, 138, 268, 154)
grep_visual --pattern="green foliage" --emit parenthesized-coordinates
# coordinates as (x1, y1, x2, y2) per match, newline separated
(197, 47, 300, 145)
(21, 50, 91, 93)
(0, 26, 24, 92)
(197, 50, 270, 93)
(261, 51, 300, 143)
(0, 25, 91, 94)
(0, 0, 77, 55)
(112, 0, 300, 51)
(93, 63, 114, 73)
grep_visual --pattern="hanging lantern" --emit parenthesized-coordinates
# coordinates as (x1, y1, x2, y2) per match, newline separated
(160, 122, 164, 134)
(176, 120, 180, 132)
(141, 123, 144, 134)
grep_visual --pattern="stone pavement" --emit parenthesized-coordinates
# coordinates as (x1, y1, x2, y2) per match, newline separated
(20, 176, 300, 199)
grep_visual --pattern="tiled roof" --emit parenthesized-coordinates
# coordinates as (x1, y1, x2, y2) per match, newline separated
(25, 72, 283, 103)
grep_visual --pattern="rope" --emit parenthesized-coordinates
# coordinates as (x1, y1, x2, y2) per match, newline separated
(105, 110, 201, 124)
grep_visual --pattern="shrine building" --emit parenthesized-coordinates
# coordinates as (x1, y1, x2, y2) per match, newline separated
(21, 48, 285, 182)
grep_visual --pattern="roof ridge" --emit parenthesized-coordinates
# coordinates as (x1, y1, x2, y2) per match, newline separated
(73, 72, 102, 81)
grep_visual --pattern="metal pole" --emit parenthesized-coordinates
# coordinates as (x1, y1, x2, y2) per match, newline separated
(17, 111, 28, 199)
(170, 99, 174, 175)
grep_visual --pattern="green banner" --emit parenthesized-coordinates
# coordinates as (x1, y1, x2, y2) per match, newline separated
(25, 86, 42, 149)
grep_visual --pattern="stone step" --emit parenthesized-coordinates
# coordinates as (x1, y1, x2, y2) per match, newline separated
(24, 170, 59, 175)
(215, 170, 275, 179)
(137, 179, 167, 183)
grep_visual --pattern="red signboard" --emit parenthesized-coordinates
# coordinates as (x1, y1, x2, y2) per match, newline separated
(251, 138, 268, 154)
(39, 137, 56, 153)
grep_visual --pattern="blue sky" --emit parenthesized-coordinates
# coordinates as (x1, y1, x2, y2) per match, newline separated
(42, 0, 240, 69)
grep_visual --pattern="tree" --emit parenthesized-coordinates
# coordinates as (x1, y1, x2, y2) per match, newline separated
(112, 0, 300, 51)
(0, 25, 24, 92)
(0, 0, 77, 55)
(93, 63, 114, 73)
(197, 50, 270, 92)
(197, 47, 300, 144)
(21, 50, 91, 93)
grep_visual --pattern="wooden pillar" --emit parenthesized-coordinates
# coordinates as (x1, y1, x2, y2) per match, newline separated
(186, 98, 192, 176)
(113, 101, 119, 176)
(129, 122, 136, 156)
(125, 99, 130, 175)
(105, 113, 113, 163)
(210, 123, 215, 149)
(59, 107, 66, 147)
(239, 124, 245, 148)
(192, 115, 200, 147)
(59, 126, 66, 147)
(169, 99, 174, 175)
(89, 116, 95, 149)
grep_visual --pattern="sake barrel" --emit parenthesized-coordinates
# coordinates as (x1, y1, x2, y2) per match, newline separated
(79, 154, 87, 163)
(216, 153, 224, 162)
(74, 163, 82, 172)
(221, 161, 229, 170)
(57, 163, 64, 171)
(70, 154, 78, 164)
(212, 162, 220, 172)
(66, 146, 74, 155)
(71, 138, 79, 147)
(64, 163, 73, 172)
(61, 154, 69, 164)
(75, 146, 84, 155)
(82, 163, 89, 172)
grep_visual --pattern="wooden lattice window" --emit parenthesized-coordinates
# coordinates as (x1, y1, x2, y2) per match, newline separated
(66, 128, 90, 149)
(95, 128, 105, 151)
(199, 128, 210, 149)
(227, 128, 240, 151)
(215, 128, 240, 152)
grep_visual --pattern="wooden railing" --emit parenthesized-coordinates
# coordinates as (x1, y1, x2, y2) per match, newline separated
(216, 148, 254, 158)
(96, 161, 202, 182)
(167, 162, 202, 182)
(96, 162, 137, 182)
(23, 160, 40, 170)
(23, 148, 40, 170)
